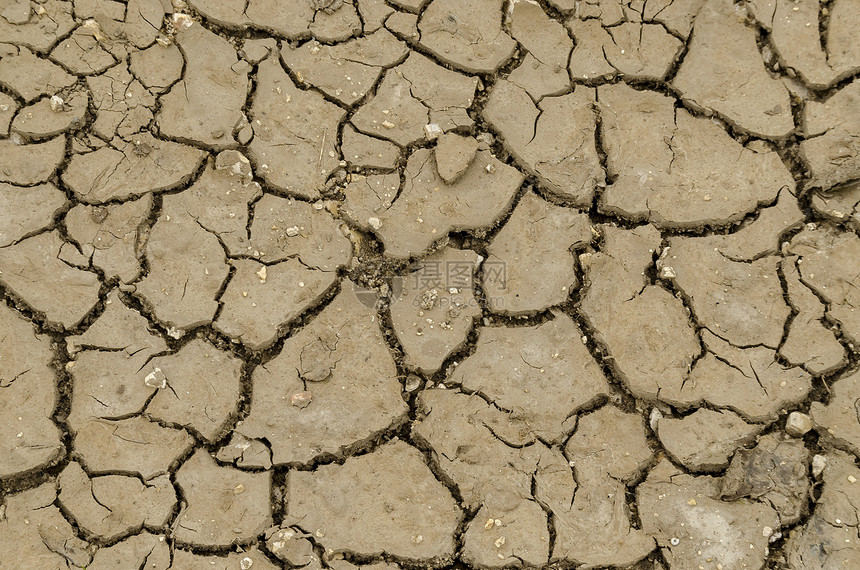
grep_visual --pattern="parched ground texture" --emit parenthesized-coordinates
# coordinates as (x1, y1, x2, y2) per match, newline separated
(1, 0, 860, 568)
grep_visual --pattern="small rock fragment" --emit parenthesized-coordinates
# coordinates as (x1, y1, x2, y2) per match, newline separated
(785, 411, 813, 437)
(434, 133, 478, 184)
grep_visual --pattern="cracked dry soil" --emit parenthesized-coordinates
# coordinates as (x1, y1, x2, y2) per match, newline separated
(0, 0, 859, 568)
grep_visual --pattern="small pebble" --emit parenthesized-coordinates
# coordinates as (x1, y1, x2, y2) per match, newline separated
(785, 411, 812, 437)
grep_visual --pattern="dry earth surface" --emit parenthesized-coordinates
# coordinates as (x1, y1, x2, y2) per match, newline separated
(0, 0, 859, 568)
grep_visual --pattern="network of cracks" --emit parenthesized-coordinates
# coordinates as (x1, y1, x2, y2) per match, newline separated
(1, 0, 860, 568)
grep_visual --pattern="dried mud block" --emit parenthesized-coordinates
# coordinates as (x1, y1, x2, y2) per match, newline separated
(417, 0, 516, 73)
(216, 432, 272, 469)
(810, 370, 860, 458)
(800, 81, 860, 191)
(330, 563, 402, 570)
(282, 29, 408, 107)
(215, 258, 337, 350)
(349, 70, 425, 147)
(661, 331, 812, 422)
(434, 133, 478, 184)
(721, 433, 810, 526)
(579, 225, 700, 401)
(58, 461, 175, 541)
(0, 135, 65, 185)
(0, 182, 66, 247)
(0, 231, 101, 328)
(556, 406, 656, 566)
(66, 289, 166, 365)
(642, 0, 706, 38)
(66, 297, 168, 429)
(358, 0, 394, 33)
(123, 0, 166, 49)
(0, 484, 92, 569)
(167, 157, 262, 257)
(672, 0, 793, 138)
(345, 148, 522, 258)
(157, 24, 248, 149)
(248, 58, 346, 200)
(785, 450, 860, 568)
(63, 133, 205, 204)
(389, 0, 429, 11)
(248, 194, 352, 268)
(597, 84, 794, 228)
(49, 26, 117, 75)
(826, 0, 860, 75)
(342, 124, 400, 170)
(413, 390, 573, 566)
(11, 87, 87, 139)
(484, 82, 602, 206)
(638, 459, 780, 569)
(144, 339, 243, 442)
(0, 91, 15, 135)
(696, 188, 804, 261)
(780, 255, 847, 375)
(0, 46, 75, 102)
(0, 304, 63, 479)
(462, 500, 550, 568)
(507, 0, 572, 99)
(285, 440, 461, 561)
(174, 450, 272, 548)
(391, 248, 482, 375)
(789, 226, 860, 343)
(0, 0, 75, 52)
(385, 11, 419, 41)
(483, 193, 591, 314)
(172, 548, 280, 570)
(754, 0, 859, 89)
(237, 286, 408, 464)
(129, 42, 184, 92)
(566, 19, 617, 80)
(810, 179, 860, 230)
(65, 195, 153, 284)
(186, 0, 358, 41)
(566, 19, 681, 81)
(656, 408, 762, 472)
(667, 237, 790, 348)
(351, 52, 477, 147)
(451, 313, 608, 443)
(73, 416, 194, 478)
(240, 38, 277, 64)
(85, 62, 156, 140)
(88, 532, 170, 570)
(135, 203, 230, 331)
(341, 172, 401, 230)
